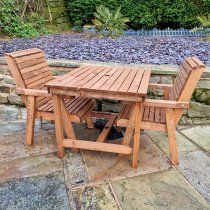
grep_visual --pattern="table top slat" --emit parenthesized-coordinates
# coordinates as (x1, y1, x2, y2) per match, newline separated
(69, 67, 103, 89)
(109, 68, 131, 92)
(46, 67, 84, 86)
(90, 67, 118, 90)
(81, 67, 111, 89)
(138, 70, 151, 94)
(51, 66, 89, 87)
(99, 67, 124, 91)
(65, 66, 100, 88)
(128, 69, 145, 93)
(118, 68, 138, 93)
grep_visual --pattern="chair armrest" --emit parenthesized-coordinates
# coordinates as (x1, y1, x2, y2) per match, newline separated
(16, 88, 52, 97)
(148, 83, 173, 90)
(143, 99, 189, 108)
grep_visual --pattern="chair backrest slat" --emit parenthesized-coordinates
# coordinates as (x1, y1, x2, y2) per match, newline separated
(169, 57, 205, 102)
(5, 48, 53, 91)
(5, 48, 53, 106)
(18, 57, 46, 69)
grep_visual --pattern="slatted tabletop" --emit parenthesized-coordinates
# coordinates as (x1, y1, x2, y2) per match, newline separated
(46, 66, 151, 101)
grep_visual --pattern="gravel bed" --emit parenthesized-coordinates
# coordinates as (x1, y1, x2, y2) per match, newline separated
(0, 34, 210, 65)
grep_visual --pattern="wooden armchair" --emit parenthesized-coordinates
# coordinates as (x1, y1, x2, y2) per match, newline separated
(116, 57, 205, 164)
(5, 48, 96, 146)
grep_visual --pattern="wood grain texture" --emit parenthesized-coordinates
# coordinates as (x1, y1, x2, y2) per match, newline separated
(26, 96, 36, 146)
(63, 139, 133, 154)
(132, 102, 142, 168)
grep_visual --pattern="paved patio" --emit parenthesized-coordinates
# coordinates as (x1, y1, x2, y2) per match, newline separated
(0, 107, 210, 209)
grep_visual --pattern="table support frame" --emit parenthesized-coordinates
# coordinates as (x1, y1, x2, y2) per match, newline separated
(52, 94, 143, 168)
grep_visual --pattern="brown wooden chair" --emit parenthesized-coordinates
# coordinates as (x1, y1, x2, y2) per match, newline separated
(4, 48, 96, 146)
(116, 57, 205, 164)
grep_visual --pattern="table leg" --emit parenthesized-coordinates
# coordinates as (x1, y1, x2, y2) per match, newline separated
(121, 104, 135, 146)
(132, 102, 142, 168)
(52, 94, 64, 158)
(60, 97, 78, 152)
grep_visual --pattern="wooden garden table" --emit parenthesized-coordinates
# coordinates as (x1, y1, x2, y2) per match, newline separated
(45, 65, 151, 168)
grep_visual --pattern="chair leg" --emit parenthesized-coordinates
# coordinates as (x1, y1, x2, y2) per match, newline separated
(85, 114, 94, 129)
(26, 96, 36, 146)
(52, 94, 65, 158)
(165, 108, 179, 165)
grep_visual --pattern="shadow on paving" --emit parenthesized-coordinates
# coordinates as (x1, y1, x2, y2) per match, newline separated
(82, 135, 170, 183)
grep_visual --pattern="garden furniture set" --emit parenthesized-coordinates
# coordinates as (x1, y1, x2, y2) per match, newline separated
(4, 48, 205, 168)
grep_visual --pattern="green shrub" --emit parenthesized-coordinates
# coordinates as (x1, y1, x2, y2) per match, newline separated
(193, 14, 210, 40)
(67, 0, 210, 30)
(0, 0, 48, 38)
(93, 5, 129, 37)
(68, 0, 119, 30)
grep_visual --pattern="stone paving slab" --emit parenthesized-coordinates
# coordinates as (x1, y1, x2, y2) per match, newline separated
(0, 172, 70, 210)
(0, 120, 40, 136)
(63, 151, 89, 188)
(177, 150, 210, 204)
(0, 120, 40, 135)
(146, 130, 198, 157)
(0, 130, 57, 162)
(82, 135, 170, 183)
(111, 169, 210, 210)
(0, 105, 21, 122)
(72, 184, 119, 210)
(180, 126, 210, 153)
(0, 153, 63, 182)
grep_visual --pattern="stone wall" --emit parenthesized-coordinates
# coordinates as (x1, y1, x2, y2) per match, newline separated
(0, 57, 210, 125)
(43, 0, 71, 32)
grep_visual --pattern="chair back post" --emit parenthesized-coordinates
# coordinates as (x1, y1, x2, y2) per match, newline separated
(4, 53, 28, 104)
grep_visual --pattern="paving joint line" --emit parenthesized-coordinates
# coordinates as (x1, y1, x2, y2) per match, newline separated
(144, 131, 172, 163)
(80, 150, 92, 182)
(62, 157, 77, 210)
(108, 181, 123, 210)
(177, 130, 210, 157)
(173, 165, 210, 206)
(145, 129, 210, 205)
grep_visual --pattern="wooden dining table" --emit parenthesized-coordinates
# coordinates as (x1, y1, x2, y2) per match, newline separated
(45, 65, 151, 168)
